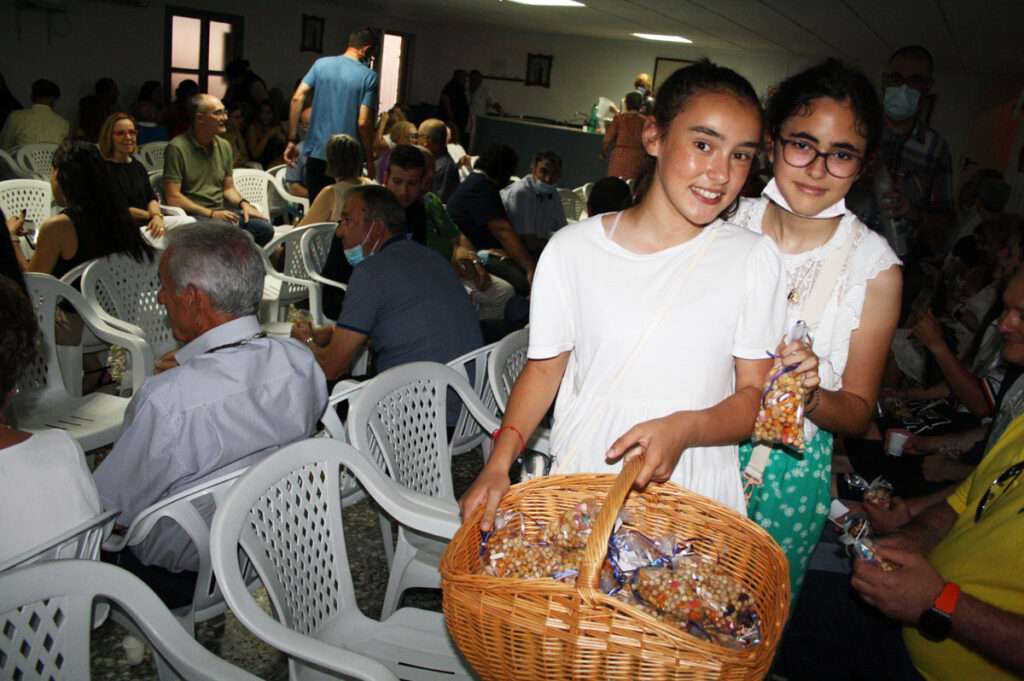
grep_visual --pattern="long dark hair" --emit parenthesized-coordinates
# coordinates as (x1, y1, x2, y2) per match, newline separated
(634, 59, 763, 217)
(53, 140, 153, 262)
(766, 58, 883, 161)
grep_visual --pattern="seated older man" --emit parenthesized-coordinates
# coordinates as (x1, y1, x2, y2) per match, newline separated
(293, 185, 482, 422)
(95, 222, 327, 606)
(162, 94, 274, 245)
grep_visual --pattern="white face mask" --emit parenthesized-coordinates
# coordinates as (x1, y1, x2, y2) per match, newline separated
(761, 178, 847, 219)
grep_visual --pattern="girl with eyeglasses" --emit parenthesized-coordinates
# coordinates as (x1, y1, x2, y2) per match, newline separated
(731, 59, 903, 599)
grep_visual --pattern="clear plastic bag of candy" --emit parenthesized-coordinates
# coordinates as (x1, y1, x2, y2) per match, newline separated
(753, 321, 810, 452)
(848, 536, 898, 572)
(632, 556, 761, 647)
(844, 473, 895, 510)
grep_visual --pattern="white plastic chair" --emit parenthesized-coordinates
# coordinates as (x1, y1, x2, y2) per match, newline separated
(347, 362, 500, 618)
(558, 187, 583, 222)
(80, 251, 178, 360)
(147, 170, 186, 217)
(487, 327, 550, 453)
(231, 167, 272, 215)
(447, 342, 499, 458)
(0, 148, 29, 179)
(140, 141, 169, 172)
(487, 327, 529, 414)
(14, 143, 59, 180)
(102, 467, 254, 634)
(573, 181, 594, 205)
(0, 178, 54, 226)
(0, 510, 119, 573)
(299, 223, 345, 326)
(210, 437, 473, 681)
(11, 273, 152, 451)
(259, 227, 315, 324)
(0, 560, 262, 681)
(268, 164, 309, 219)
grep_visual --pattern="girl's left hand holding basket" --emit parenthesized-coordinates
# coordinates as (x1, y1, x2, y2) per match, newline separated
(606, 413, 697, 490)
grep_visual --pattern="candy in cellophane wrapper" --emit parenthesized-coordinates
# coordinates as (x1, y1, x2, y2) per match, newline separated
(844, 473, 895, 510)
(848, 536, 898, 572)
(478, 501, 762, 647)
(753, 321, 810, 452)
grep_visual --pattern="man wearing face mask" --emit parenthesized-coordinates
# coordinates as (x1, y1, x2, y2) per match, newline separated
(501, 150, 568, 256)
(285, 27, 379, 203)
(851, 45, 953, 264)
(292, 185, 482, 420)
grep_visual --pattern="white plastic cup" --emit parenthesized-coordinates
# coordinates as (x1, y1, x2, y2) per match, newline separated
(886, 430, 910, 457)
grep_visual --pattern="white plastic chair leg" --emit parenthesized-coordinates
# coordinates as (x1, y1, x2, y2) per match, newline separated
(380, 539, 417, 620)
(378, 514, 395, 567)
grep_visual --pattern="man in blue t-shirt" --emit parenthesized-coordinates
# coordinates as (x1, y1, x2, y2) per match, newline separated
(292, 185, 483, 422)
(285, 27, 379, 201)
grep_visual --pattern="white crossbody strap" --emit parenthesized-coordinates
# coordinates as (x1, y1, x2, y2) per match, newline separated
(554, 221, 721, 474)
(743, 222, 858, 487)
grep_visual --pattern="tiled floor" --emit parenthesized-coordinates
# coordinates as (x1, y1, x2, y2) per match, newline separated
(88, 448, 484, 680)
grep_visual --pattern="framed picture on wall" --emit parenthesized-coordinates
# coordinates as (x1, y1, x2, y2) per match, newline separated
(653, 57, 697, 92)
(301, 15, 324, 53)
(525, 54, 552, 88)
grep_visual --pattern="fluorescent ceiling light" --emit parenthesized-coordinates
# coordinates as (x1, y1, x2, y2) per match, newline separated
(506, 0, 585, 6)
(633, 32, 692, 43)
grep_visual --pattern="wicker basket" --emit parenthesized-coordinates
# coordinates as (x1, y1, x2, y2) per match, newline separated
(440, 457, 790, 680)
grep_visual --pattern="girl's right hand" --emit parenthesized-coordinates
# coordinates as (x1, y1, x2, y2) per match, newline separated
(458, 465, 511, 532)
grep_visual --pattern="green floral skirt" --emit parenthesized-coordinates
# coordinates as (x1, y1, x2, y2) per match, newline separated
(738, 428, 833, 604)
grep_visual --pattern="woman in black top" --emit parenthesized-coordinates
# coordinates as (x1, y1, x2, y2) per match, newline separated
(6, 140, 152, 279)
(99, 112, 165, 239)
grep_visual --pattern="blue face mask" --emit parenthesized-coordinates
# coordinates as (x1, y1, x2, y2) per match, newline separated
(343, 229, 375, 266)
(534, 180, 557, 194)
(883, 85, 921, 122)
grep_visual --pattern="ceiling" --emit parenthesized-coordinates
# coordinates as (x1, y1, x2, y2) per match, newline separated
(365, 0, 1024, 75)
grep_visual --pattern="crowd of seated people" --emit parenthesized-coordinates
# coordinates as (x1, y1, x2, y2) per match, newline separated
(5, 42, 1024, 681)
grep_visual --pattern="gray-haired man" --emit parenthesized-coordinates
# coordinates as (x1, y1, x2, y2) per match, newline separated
(95, 222, 327, 606)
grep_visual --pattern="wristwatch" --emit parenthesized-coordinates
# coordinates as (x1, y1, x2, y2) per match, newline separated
(918, 582, 960, 642)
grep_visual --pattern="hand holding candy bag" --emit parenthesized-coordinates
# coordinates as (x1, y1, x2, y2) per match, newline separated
(753, 321, 813, 452)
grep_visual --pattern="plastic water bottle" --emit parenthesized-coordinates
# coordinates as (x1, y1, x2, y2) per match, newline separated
(586, 104, 599, 133)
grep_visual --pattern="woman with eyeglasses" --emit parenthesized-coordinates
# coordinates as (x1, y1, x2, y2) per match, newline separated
(732, 59, 903, 599)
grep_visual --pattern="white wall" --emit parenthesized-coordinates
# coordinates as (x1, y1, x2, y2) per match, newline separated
(0, 0, 983, 176)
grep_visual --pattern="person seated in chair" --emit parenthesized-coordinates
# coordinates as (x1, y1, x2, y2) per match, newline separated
(501, 150, 568, 255)
(94, 223, 327, 607)
(0, 276, 102, 566)
(418, 118, 460, 202)
(447, 144, 536, 295)
(385, 143, 514, 322)
(0, 79, 69, 151)
(162, 94, 274, 245)
(292, 185, 482, 423)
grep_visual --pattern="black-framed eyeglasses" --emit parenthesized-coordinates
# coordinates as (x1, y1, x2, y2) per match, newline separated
(882, 72, 931, 91)
(778, 138, 864, 179)
(974, 460, 1024, 523)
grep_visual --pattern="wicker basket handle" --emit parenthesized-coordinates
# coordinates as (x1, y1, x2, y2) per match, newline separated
(577, 455, 644, 604)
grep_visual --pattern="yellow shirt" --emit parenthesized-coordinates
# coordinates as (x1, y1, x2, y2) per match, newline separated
(904, 413, 1024, 681)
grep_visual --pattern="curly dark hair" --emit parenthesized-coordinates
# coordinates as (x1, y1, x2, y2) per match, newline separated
(766, 58, 884, 161)
(0, 276, 41, 401)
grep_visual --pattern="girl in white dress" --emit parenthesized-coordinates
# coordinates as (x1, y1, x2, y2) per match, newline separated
(461, 61, 788, 530)
(731, 59, 902, 599)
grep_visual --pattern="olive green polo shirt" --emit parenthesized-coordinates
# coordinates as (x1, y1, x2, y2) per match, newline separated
(163, 131, 234, 210)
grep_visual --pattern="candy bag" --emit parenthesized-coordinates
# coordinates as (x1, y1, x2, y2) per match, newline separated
(844, 474, 895, 510)
(753, 321, 810, 452)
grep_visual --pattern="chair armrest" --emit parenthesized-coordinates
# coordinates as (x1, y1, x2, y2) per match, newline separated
(58, 261, 91, 286)
(340, 446, 462, 540)
(308, 270, 347, 293)
(103, 467, 249, 552)
(269, 171, 310, 212)
(320, 379, 364, 441)
(59, 284, 154, 393)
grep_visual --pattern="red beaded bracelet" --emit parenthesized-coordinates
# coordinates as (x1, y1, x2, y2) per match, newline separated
(491, 425, 526, 454)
